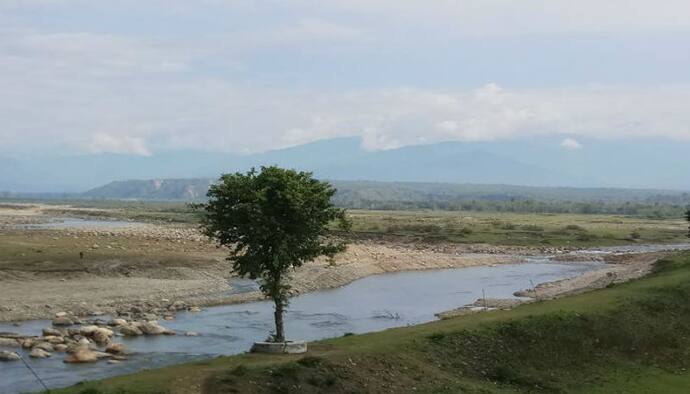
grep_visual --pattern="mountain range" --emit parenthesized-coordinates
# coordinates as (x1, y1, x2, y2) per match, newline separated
(1, 136, 689, 193)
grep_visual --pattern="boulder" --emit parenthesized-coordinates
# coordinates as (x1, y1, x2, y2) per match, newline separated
(29, 348, 51, 359)
(93, 351, 112, 359)
(67, 328, 81, 337)
(63, 347, 99, 363)
(32, 342, 54, 352)
(0, 350, 20, 361)
(54, 344, 68, 352)
(105, 342, 126, 355)
(42, 327, 63, 337)
(0, 337, 19, 348)
(137, 322, 174, 336)
(20, 339, 36, 349)
(79, 325, 99, 335)
(110, 318, 127, 327)
(80, 326, 114, 345)
(92, 330, 111, 346)
(54, 312, 68, 318)
(43, 335, 65, 344)
(119, 324, 143, 336)
(52, 316, 74, 326)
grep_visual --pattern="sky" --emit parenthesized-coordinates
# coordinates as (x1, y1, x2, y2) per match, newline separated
(1, 0, 690, 156)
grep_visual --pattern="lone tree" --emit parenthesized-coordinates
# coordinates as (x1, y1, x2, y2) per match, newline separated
(198, 166, 349, 342)
(686, 208, 690, 239)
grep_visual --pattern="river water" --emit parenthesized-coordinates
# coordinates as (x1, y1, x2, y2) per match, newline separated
(15, 218, 147, 230)
(1, 261, 603, 394)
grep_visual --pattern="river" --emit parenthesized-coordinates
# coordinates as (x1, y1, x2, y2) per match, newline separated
(1, 260, 603, 393)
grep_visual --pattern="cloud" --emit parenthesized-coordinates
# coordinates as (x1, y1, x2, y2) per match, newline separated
(4, 76, 690, 154)
(560, 138, 582, 150)
(1, 2, 690, 156)
(87, 133, 151, 156)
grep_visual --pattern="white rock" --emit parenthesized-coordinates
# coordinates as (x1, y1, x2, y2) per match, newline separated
(0, 351, 20, 361)
(0, 338, 19, 348)
(63, 347, 98, 363)
(29, 348, 52, 359)
(32, 342, 54, 352)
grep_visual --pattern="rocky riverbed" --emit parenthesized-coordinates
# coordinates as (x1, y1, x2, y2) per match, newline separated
(0, 204, 553, 323)
(0, 301, 199, 368)
(1, 203, 685, 324)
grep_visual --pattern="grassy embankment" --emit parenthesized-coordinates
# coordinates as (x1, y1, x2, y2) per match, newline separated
(55, 252, 690, 394)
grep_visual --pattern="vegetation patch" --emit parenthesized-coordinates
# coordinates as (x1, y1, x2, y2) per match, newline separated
(426, 288, 690, 391)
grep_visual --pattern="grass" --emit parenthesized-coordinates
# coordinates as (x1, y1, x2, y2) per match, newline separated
(53, 252, 690, 394)
(345, 210, 688, 247)
(0, 230, 218, 273)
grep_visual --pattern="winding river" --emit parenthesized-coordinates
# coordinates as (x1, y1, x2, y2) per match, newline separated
(2, 241, 690, 393)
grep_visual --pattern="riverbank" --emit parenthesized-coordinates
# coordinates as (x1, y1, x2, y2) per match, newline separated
(437, 251, 667, 319)
(1, 260, 600, 394)
(51, 252, 690, 394)
(1, 203, 687, 322)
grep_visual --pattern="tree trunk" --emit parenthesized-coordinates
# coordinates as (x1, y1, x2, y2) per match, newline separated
(273, 298, 285, 343)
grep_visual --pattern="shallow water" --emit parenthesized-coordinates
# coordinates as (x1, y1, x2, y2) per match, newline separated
(0, 261, 601, 394)
(16, 218, 146, 230)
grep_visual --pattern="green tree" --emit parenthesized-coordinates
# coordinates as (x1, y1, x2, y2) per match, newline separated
(197, 166, 350, 342)
(686, 208, 690, 238)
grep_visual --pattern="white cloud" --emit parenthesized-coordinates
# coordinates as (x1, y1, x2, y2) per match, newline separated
(87, 133, 151, 156)
(560, 138, 582, 150)
(1, 2, 690, 155)
(4, 75, 690, 154)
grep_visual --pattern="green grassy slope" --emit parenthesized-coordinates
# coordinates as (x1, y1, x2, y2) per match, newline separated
(56, 252, 690, 394)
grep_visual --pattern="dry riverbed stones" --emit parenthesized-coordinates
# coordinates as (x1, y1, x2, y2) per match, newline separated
(1, 300, 201, 366)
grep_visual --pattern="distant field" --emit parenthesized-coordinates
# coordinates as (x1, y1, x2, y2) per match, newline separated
(3, 199, 687, 248)
(346, 210, 689, 247)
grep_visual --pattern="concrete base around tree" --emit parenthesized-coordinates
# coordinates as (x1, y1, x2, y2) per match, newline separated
(250, 340, 307, 354)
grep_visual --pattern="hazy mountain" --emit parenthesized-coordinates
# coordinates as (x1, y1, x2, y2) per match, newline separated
(2, 136, 690, 193)
(83, 178, 215, 200)
(83, 178, 690, 214)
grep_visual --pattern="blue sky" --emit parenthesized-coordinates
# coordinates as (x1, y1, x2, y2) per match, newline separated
(1, 0, 690, 156)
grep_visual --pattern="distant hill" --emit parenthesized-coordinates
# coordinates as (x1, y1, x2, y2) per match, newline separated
(83, 179, 214, 200)
(3, 136, 690, 192)
(83, 178, 690, 212)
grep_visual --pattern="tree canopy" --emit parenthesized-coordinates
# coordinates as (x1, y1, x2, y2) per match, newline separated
(197, 166, 349, 342)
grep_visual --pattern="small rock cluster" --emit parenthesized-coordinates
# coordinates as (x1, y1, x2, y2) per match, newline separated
(114, 299, 203, 322)
(0, 303, 195, 364)
(0, 317, 129, 364)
